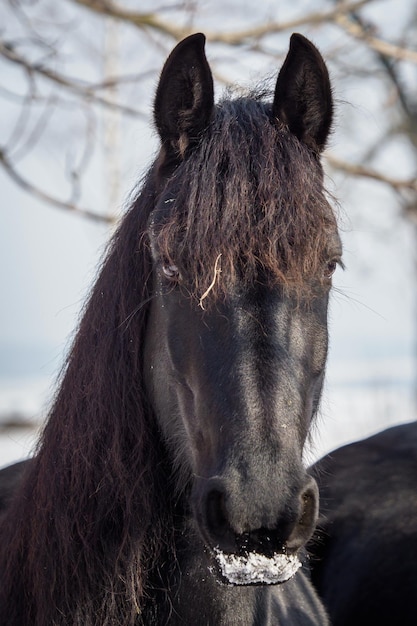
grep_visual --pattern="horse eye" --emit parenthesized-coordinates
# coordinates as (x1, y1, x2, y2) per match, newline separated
(325, 260, 337, 279)
(162, 263, 180, 281)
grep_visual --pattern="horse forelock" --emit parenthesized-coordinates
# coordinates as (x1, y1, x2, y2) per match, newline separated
(153, 94, 338, 304)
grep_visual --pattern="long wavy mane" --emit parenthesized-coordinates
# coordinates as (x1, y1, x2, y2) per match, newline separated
(0, 168, 171, 625)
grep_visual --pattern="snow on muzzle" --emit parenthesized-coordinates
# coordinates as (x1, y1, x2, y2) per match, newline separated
(212, 548, 301, 586)
(195, 475, 318, 586)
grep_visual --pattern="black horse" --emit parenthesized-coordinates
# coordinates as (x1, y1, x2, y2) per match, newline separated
(0, 33, 340, 625)
(311, 421, 417, 626)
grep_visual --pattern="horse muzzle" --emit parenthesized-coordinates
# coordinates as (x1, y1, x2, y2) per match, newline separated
(192, 473, 319, 585)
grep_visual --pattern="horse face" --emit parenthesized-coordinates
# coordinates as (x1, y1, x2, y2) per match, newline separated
(143, 32, 339, 584)
(143, 247, 336, 573)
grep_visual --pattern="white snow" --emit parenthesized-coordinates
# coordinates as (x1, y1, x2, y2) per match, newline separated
(213, 548, 301, 585)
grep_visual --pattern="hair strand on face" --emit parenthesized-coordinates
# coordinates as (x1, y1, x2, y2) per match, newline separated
(198, 253, 222, 309)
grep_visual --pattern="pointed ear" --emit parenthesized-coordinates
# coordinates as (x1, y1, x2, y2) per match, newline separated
(154, 33, 214, 160)
(272, 34, 333, 153)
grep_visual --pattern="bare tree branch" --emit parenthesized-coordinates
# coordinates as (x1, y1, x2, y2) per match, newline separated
(326, 154, 417, 194)
(71, 0, 376, 44)
(72, 0, 183, 39)
(343, 9, 414, 117)
(335, 13, 417, 65)
(206, 0, 376, 45)
(2, 0, 416, 220)
(0, 147, 114, 224)
(9, 94, 58, 162)
(0, 40, 145, 118)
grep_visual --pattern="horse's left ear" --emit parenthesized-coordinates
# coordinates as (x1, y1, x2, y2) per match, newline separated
(154, 33, 214, 160)
(273, 34, 333, 153)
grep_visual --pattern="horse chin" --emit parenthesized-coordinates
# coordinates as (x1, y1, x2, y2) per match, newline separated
(210, 547, 302, 587)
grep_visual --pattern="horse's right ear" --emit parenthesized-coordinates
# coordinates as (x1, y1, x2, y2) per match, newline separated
(154, 33, 214, 161)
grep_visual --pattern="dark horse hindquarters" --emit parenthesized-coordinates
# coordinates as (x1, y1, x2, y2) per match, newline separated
(0, 34, 339, 625)
(310, 421, 417, 626)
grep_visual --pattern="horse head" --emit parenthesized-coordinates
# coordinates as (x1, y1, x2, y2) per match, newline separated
(145, 33, 341, 584)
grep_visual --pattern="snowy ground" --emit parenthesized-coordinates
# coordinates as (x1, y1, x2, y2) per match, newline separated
(0, 375, 49, 467)
(0, 426, 40, 468)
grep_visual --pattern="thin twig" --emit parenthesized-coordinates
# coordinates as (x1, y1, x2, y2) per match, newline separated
(326, 154, 417, 193)
(0, 147, 115, 224)
(335, 14, 417, 65)
(0, 40, 145, 118)
(72, 0, 375, 43)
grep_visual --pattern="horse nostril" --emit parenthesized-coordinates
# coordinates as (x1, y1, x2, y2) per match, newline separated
(206, 489, 227, 531)
(285, 476, 319, 553)
(205, 488, 236, 551)
(204, 489, 285, 557)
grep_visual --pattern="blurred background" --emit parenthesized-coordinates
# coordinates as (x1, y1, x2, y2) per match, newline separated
(0, 0, 416, 468)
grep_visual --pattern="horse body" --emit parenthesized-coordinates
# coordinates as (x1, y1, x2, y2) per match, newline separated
(0, 460, 27, 513)
(310, 421, 417, 626)
(0, 33, 338, 625)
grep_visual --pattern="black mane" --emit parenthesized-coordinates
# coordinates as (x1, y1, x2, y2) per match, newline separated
(0, 171, 168, 624)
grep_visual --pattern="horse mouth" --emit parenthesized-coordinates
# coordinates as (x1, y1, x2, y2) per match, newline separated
(211, 548, 302, 586)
